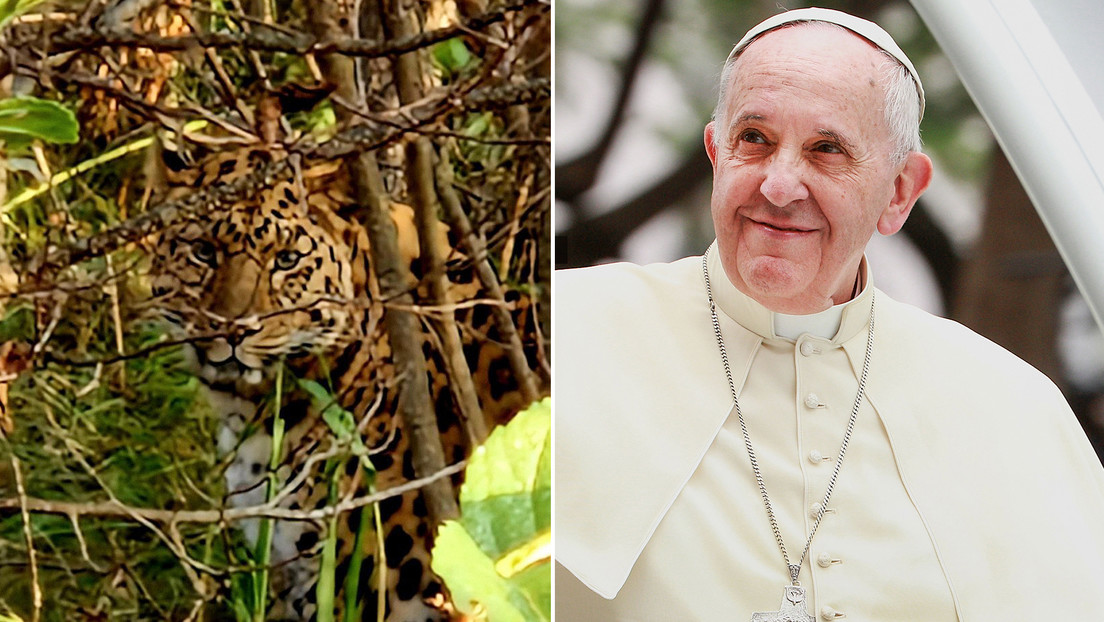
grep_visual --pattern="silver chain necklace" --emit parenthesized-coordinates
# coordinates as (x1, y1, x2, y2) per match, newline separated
(702, 251, 875, 621)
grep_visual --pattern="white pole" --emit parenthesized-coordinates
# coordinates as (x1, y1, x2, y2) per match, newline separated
(911, 0, 1104, 335)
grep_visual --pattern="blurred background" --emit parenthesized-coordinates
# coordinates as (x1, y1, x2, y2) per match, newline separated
(554, 0, 1104, 457)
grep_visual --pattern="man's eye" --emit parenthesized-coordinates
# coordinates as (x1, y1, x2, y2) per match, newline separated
(274, 250, 302, 271)
(813, 142, 843, 154)
(740, 130, 766, 144)
(189, 240, 218, 267)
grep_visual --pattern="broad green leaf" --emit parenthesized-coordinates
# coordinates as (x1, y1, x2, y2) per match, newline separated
(431, 400, 551, 622)
(508, 562, 551, 622)
(321, 401, 357, 442)
(0, 97, 79, 147)
(532, 407, 551, 531)
(432, 521, 548, 622)
(460, 399, 551, 558)
(494, 528, 550, 578)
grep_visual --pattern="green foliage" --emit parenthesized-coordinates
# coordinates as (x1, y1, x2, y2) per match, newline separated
(0, 0, 41, 28)
(301, 378, 354, 439)
(298, 375, 377, 621)
(0, 318, 231, 619)
(300, 377, 375, 475)
(0, 0, 549, 617)
(432, 37, 475, 80)
(432, 399, 551, 622)
(0, 97, 78, 149)
(287, 99, 338, 139)
(0, 302, 32, 341)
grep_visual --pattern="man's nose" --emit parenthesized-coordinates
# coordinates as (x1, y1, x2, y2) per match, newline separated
(759, 152, 809, 207)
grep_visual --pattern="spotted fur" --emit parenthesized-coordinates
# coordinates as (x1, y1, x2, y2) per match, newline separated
(147, 149, 545, 620)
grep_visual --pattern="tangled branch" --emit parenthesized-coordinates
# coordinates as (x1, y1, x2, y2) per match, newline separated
(0, 459, 468, 523)
(36, 77, 548, 270)
(15, 0, 547, 60)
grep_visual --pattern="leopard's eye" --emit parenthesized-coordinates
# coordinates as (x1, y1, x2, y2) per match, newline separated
(274, 249, 302, 271)
(189, 239, 218, 267)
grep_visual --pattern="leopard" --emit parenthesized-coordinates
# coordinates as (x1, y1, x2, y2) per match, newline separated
(146, 147, 547, 620)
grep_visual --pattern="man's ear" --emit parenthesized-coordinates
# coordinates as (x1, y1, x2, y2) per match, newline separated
(878, 151, 933, 235)
(704, 122, 719, 169)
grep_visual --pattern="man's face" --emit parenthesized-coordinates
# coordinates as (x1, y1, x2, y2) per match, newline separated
(706, 25, 925, 314)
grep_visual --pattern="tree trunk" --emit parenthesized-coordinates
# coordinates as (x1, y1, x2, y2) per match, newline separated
(953, 149, 1067, 389)
(307, 0, 459, 523)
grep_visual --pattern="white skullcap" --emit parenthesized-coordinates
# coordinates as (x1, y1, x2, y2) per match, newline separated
(727, 7, 925, 119)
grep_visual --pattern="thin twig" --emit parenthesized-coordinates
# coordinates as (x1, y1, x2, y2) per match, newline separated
(66, 511, 106, 573)
(104, 255, 127, 389)
(436, 144, 542, 404)
(0, 459, 468, 522)
(10, 454, 43, 622)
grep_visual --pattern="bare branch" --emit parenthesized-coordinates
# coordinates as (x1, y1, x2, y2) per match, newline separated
(0, 459, 468, 523)
(36, 78, 548, 271)
(436, 145, 542, 405)
(18, 0, 547, 60)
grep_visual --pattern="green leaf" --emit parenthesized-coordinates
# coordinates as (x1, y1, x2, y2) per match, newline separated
(495, 528, 550, 579)
(432, 37, 473, 75)
(464, 113, 491, 138)
(0, 0, 43, 28)
(508, 561, 552, 621)
(298, 378, 353, 439)
(460, 399, 551, 558)
(0, 302, 33, 341)
(431, 399, 551, 622)
(298, 377, 374, 474)
(432, 521, 548, 622)
(0, 97, 79, 147)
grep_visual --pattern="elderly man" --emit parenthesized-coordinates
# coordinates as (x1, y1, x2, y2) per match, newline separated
(555, 7, 1104, 621)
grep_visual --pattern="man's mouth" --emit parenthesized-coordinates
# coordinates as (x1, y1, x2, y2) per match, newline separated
(750, 217, 815, 234)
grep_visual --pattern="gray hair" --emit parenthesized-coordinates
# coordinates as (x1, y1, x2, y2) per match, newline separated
(712, 21, 922, 165)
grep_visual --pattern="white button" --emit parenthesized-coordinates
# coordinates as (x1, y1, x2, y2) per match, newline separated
(808, 449, 826, 464)
(817, 552, 841, 568)
(804, 393, 823, 409)
(821, 606, 845, 620)
(799, 341, 818, 356)
(809, 503, 836, 519)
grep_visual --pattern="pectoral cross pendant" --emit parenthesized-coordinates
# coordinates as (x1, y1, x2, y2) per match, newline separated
(750, 585, 815, 622)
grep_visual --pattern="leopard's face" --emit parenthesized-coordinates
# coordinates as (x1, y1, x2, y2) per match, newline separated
(150, 179, 367, 393)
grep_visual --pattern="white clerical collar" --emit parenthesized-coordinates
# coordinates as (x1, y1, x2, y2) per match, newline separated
(705, 241, 873, 343)
(774, 305, 846, 341)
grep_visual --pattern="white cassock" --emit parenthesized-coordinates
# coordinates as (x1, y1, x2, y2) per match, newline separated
(555, 246, 1104, 620)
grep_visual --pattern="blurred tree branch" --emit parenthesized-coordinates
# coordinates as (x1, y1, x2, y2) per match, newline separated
(555, 0, 665, 203)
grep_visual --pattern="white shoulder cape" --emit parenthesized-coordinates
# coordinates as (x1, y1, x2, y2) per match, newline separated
(555, 255, 1104, 618)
